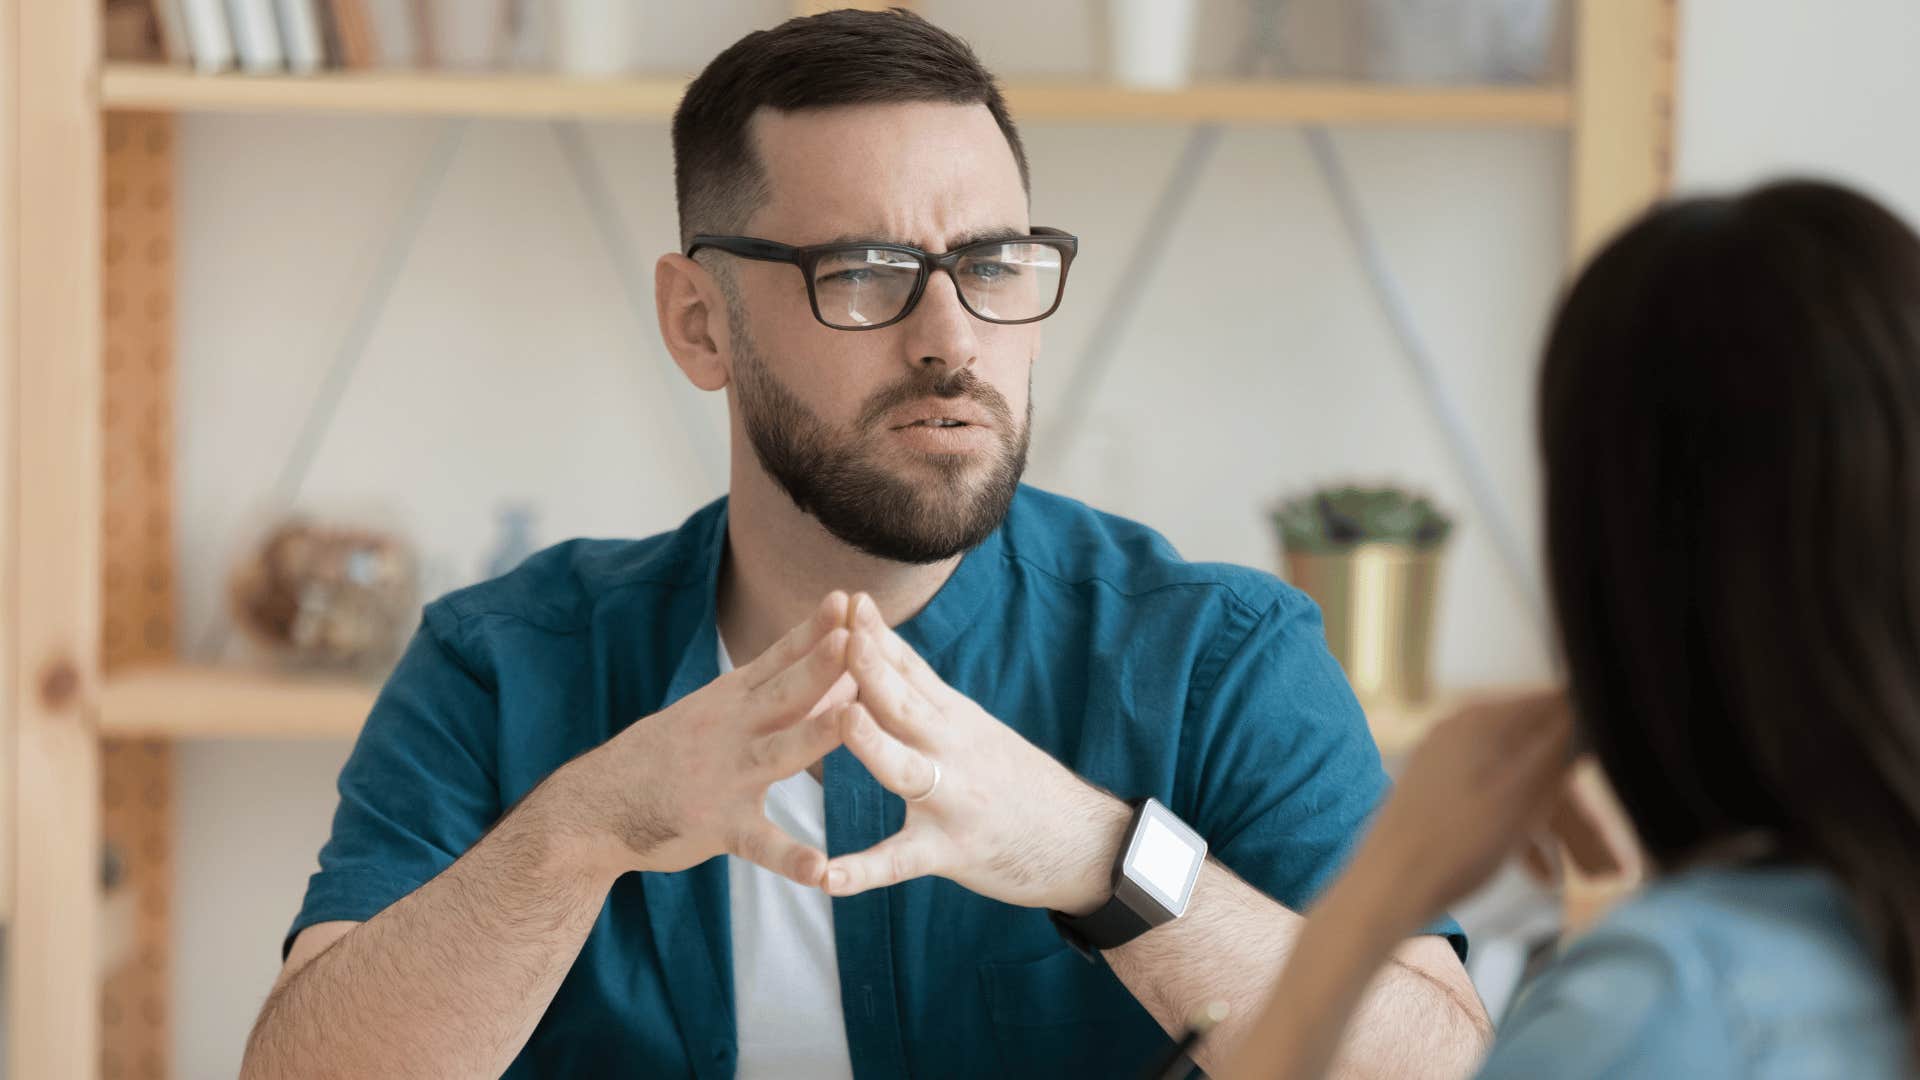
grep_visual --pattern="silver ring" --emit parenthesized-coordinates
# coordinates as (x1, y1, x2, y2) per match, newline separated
(905, 760, 942, 803)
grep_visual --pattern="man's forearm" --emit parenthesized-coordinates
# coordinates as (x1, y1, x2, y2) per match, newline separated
(1104, 859, 1489, 1078)
(242, 778, 620, 1080)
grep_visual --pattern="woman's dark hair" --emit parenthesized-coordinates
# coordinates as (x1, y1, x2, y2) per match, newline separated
(671, 7, 1030, 250)
(1540, 179, 1920, 1044)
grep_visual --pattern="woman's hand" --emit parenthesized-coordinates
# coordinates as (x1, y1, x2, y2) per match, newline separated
(1218, 690, 1583, 1080)
(1351, 690, 1581, 933)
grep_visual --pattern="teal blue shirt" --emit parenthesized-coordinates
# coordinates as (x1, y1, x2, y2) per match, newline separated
(289, 487, 1463, 1077)
(1480, 865, 1909, 1078)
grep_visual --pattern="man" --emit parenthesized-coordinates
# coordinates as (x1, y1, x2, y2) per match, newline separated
(242, 9, 1488, 1078)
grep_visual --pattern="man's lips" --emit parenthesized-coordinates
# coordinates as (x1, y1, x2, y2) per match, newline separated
(888, 403, 994, 430)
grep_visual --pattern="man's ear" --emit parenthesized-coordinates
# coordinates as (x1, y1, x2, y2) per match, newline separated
(655, 252, 731, 391)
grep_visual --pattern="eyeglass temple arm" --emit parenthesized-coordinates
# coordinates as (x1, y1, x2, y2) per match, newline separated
(685, 236, 798, 262)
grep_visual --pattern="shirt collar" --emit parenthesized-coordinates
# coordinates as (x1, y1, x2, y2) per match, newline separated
(671, 494, 1008, 691)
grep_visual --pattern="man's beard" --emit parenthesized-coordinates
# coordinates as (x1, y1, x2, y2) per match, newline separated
(729, 313, 1030, 565)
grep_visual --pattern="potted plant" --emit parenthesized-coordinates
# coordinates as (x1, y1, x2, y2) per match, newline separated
(1270, 485, 1452, 704)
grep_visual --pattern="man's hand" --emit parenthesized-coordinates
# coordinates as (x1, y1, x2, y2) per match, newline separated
(543, 590, 860, 887)
(821, 593, 1130, 913)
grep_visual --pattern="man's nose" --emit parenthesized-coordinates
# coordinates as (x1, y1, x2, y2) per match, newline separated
(898, 268, 979, 373)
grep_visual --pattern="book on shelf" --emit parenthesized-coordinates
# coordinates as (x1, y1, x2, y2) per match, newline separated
(152, 0, 548, 77)
(329, 0, 380, 69)
(153, 0, 193, 65)
(501, 0, 547, 70)
(226, 0, 287, 72)
(412, 0, 438, 67)
(180, 0, 236, 72)
(105, 0, 164, 62)
(315, 0, 343, 68)
(275, 0, 327, 74)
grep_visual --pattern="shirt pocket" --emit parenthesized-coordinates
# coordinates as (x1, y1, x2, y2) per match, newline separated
(976, 946, 1168, 1077)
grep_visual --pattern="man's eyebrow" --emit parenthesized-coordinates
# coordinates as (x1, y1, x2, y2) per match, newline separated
(818, 226, 1027, 250)
(947, 225, 1024, 248)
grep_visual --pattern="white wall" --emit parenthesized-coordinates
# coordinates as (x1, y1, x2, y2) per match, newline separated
(1675, 0, 1920, 218)
(172, 741, 352, 1071)
(168, 1, 1920, 1074)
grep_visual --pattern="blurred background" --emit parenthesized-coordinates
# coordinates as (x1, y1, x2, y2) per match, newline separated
(6, 0, 1920, 1076)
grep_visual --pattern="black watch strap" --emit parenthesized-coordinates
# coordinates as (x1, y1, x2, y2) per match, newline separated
(1049, 798, 1161, 961)
(1049, 895, 1154, 961)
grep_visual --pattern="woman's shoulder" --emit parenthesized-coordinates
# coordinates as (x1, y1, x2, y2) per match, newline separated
(1477, 865, 1909, 1079)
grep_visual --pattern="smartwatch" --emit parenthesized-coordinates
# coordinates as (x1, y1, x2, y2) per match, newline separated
(1049, 797, 1208, 961)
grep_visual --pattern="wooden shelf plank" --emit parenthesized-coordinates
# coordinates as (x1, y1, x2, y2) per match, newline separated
(99, 664, 377, 739)
(95, 658, 1524, 749)
(99, 64, 1572, 126)
(97, 660, 1537, 749)
(1364, 694, 1460, 758)
(1011, 80, 1569, 126)
(100, 64, 687, 118)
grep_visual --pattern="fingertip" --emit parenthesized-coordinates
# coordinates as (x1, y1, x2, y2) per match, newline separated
(820, 626, 849, 658)
(796, 852, 827, 888)
(826, 865, 851, 894)
(810, 594, 843, 636)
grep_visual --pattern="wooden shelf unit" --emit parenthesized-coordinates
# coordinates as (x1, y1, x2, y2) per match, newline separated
(99, 62, 1573, 125)
(3, 1, 1676, 1076)
(99, 666, 378, 740)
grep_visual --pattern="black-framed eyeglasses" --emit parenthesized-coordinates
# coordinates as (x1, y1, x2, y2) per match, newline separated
(686, 227, 1078, 332)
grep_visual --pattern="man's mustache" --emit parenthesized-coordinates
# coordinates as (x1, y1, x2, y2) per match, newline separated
(854, 368, 1015, 431)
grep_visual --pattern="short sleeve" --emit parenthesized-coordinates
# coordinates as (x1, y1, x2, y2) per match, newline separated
(1478, 928, 1730, 1079)
(283, 602, 502, 958)
(1179, 593, 1466, 956)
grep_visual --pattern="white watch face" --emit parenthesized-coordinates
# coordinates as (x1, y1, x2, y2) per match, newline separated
(1132, 816, 1197, 899)
(1123, 800, 1206, 914)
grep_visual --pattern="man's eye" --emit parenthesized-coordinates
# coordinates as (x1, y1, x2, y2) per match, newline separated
(819, 268, 874, 286)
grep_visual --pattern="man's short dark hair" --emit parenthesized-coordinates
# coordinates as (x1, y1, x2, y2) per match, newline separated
(671, 7, 1031, 250)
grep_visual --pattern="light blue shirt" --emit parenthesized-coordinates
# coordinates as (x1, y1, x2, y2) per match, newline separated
(1480, 864, 1910, 1078)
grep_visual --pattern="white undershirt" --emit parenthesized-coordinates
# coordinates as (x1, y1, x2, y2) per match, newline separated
(719, 635, 855, 1079)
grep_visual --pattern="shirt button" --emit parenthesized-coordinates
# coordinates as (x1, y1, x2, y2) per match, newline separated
(713, 1042, 731, 1063)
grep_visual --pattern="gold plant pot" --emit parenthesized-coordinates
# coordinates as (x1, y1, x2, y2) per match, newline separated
(1284, 543, 1444, 706)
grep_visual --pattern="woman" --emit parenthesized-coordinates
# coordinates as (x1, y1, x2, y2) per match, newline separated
(1226, 180, 1920, 1078)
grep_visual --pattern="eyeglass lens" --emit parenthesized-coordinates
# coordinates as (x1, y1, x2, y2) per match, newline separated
(809, 241, 1065, 328)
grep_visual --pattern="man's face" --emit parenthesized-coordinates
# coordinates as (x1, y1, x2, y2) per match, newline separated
(718, 101, 1039, 564)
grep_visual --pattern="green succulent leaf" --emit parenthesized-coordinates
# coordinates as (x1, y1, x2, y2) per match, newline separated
(1269, 484, 1453, 552)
